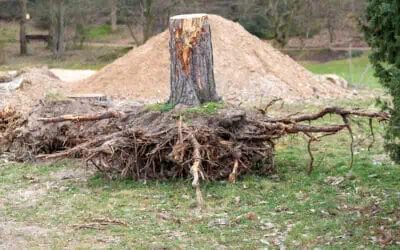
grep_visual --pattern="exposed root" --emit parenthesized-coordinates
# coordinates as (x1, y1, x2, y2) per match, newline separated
(368, 118, 375, 152)
(0, 102, 390, 187)
(342, 115, 354, 168)
(37, 111, 127, 123)
(265, 107, 389, 124)
(306, 136, 315, 174)
(189, 133, 204, 208)
(229, 160, 239, 183)
(256, 97, 283, 115)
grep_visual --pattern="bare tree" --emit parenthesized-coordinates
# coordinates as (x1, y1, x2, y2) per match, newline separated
(49, 0, 65, 58)
(245, 0, 303, 47)
(109, 0, 118, 32)
(325, 1, 336, 44)
(319, 0, 353, 45)
(0, 40, 5, 65)
(18, 0, 28, 55)
(119, 0, 155, 45)
(119, 0, 180, 45)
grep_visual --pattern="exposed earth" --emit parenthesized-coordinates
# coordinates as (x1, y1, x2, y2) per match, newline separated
(72, 15, 351, 105)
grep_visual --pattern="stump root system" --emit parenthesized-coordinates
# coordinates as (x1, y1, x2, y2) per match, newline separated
(0, 100, 390, 206)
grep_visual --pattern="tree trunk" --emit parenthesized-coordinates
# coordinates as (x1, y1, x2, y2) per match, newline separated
(142, 0, 155, 43)
(57, 0, 65, 58)
(110, 0, 118, 32)
(169, 14, 219, 107)
(0, 42, 5, 65)
(49, 0, 57, 55)
(19, 0, 28, 56)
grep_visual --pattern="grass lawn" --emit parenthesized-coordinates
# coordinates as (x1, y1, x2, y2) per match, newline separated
(304, 55, 381, 89)
(1, 102, 399, 249)
(0, 22, 133, 71)
(0, 43, 131, 71)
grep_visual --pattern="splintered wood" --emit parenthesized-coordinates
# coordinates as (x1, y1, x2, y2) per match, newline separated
(169, 14, 219, 106)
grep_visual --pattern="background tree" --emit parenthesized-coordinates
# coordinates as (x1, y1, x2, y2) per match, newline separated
(118, 0, 154, 45)
(33, 0, 100, 56)
(50, 0, 65, 58)
(238, 0, 303, 47)
(0, 33, 5, 65)
(67, 0, 100, 49)
(109, 0, 118, 32)
(18, 0, 28, 55)
(363, 0, 400, 162)
(119, 0, 178, 45)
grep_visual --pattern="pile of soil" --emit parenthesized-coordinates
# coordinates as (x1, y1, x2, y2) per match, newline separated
(73, 15, 349, 105)
(49, 69, 96, 83)
(0, 68, 70, 110)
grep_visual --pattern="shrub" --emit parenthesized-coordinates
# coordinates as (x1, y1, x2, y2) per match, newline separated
(363, 0, 400, 162)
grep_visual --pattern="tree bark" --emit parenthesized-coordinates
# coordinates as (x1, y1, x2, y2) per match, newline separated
(142, 0, 155, 43)
(49, 0, 57, 55)
(0, 42, 5, 65)
(19, 0, 28, 56)
(57, 0, 65, 58)
(110, 0, 118, 32)
(169, 14, 219, 107)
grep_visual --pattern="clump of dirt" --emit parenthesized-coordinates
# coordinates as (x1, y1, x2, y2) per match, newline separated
(0, 72, 13, 83)
(0, 67, 70, 110)
(0, 105, 25, 152)
(7, 100, 110, 160)
(73, 15, 349, 105)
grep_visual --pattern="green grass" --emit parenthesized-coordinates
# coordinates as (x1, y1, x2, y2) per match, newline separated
(185, 102, 225, 114)
(45, 92, 68, 101)
(96, 47, 132, 63)
(145, 102, 225, 114)
(1, 103, 399, 249)
(0, 26, 18, 43)
(145, 102, 175, 112)
(0, 43, 132, 71)
(304, 54, 381, 89)
(85, 25, 116, 41)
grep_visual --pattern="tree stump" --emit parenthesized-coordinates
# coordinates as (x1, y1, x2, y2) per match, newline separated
(169, 14, 219, 107)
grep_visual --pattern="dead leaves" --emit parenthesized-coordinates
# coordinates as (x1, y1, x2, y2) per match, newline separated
(22, 174, 39, 183)
(236, 212, 259, 222)
(73, 217, 128, 230)
(156, 211, 182, 224)
(325, 176, 345, 186)
(208, 218, 231, 227)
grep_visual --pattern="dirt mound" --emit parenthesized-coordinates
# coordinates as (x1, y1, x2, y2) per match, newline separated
(73, 15, 348, 105)
(0, 67, 70, 110)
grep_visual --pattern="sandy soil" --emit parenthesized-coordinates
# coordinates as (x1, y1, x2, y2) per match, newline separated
(72, 15, 350, 106)
(50, 69, 97, 83)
